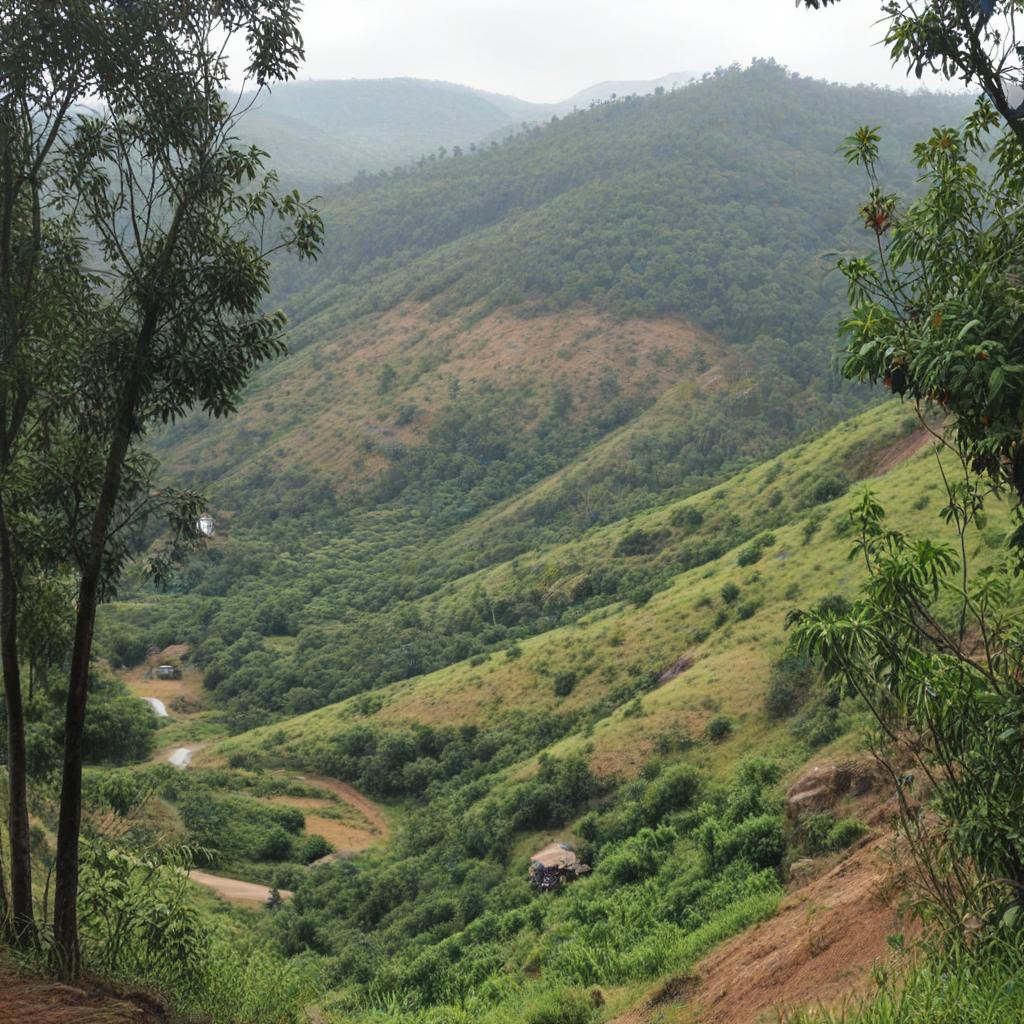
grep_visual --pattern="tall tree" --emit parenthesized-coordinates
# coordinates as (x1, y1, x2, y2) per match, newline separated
(0, 0, 100, 946)
(2, 0, 321, 974)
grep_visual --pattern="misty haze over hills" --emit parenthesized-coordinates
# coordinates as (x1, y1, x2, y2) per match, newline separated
(239, 71, 701, 190)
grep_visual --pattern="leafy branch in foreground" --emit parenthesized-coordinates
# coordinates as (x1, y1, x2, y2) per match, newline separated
(836, 103, 1024, 542)
(800, 1, 1024, 146)
(789, 474, 1024, 935)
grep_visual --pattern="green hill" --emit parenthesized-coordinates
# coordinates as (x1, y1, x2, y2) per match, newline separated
(235, 73, 707, 192)
(86, 62, 1005, 1024)
(121, 400, 1011, 1024)
(124, 63, 973, 728)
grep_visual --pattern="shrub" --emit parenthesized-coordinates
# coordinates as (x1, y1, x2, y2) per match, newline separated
(706, 715, 733, 742)
(806, 473, 849, 506)
(602, 826, 678, 884)
(643, 763, 702, 822)
(736, 600, 759, 621)
(553, 670, 578, 698)
(298, 834, 334, 864)
(828, 817, 867, 851)
(615, 528, 669, 557)
(764, 654, 814, 720)
(525, 988, 597, 1024)
(736, 545, 762, 567)
(720, 581, 741, 604)
(720, 815, 785, 870)
(670, 506, 704, 530)
(800, 813, 837, 856)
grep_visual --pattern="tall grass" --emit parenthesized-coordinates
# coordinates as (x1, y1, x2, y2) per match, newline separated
(787, 945, 1024, 1024)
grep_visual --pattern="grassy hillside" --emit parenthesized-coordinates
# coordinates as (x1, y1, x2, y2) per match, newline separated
(129, 400, 1011, 1024)
(114, 64, 976, 729)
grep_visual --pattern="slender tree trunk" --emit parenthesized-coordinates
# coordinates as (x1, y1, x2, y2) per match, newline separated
(0, 100, 35, 950)
(0, 495, 33, 945)
(52, 318, 154, 978)
(0, 842, 9, 931)
(51, 421, 135, 980)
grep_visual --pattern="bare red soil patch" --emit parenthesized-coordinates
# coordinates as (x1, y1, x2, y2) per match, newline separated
(0, 963, 169, 1023)
(688, 836, 905, 1024)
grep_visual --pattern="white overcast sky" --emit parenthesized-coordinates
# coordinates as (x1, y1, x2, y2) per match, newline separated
(285, 0, 963, 101)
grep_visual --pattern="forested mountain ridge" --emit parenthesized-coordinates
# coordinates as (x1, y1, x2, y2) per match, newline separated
(120, 62, 976, 729)
(236, 72, 704, 191)
(267, 62, 971, 338)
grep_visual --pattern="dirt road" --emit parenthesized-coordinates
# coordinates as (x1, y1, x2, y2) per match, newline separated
(188, 871, 293, 907)
(303, 775, 389, 838)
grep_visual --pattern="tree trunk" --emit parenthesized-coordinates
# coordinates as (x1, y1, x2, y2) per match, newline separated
(52, 324, 154, 979)
(0, 495, 34, 945)
(51, 423, 133, 980)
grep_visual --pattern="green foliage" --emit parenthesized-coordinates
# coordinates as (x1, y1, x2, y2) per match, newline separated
(671, 506, 705, 530)
(616, 528, 669, 557)
(706, 715, 733, 742)
(801, 813, 867, 856)
(178, 789, 304, 866)
(524, 988, 597, 1024)
(807, 474, 850, 506)
(553, 670, 578, 698)
(0, 672, 157, 773)
(56, 836, 320, 1023)
(835, 99, 1024, 537)
(720, 581, 741, 604)
(764, 653, 816, 720)
(790, 487, 1024, 926)
(298, 834, 334, 865)
(602, 825, 678, 884)
(785, 943, 1024, 1024)
(641, 763, 703, 822)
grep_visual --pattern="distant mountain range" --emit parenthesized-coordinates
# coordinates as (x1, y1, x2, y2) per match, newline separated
(238, 72, 702, 190)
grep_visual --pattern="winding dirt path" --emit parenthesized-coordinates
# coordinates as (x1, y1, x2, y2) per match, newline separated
(188, 871, 293, 907)
(303, 775, 390, 839)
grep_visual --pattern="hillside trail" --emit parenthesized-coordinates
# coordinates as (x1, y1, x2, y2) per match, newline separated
(301, 774, 390, 839)
(187, 871, 293, 907)
(126, 654, 389, 893)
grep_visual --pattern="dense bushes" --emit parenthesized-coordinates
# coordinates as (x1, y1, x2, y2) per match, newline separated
(178, 791, 305, 866)
(0, 671, 157, 774)
(71, 840, 320, 1024)
(258, 752, 787, 1021)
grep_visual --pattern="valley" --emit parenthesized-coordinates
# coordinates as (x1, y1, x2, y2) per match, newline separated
(5, 15, 1023, 1024)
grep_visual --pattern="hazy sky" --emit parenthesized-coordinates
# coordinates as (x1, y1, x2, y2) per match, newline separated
(286, 0, 961, 101)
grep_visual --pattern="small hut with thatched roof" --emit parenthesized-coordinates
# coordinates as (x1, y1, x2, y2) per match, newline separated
(528, 842, 590, 891)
